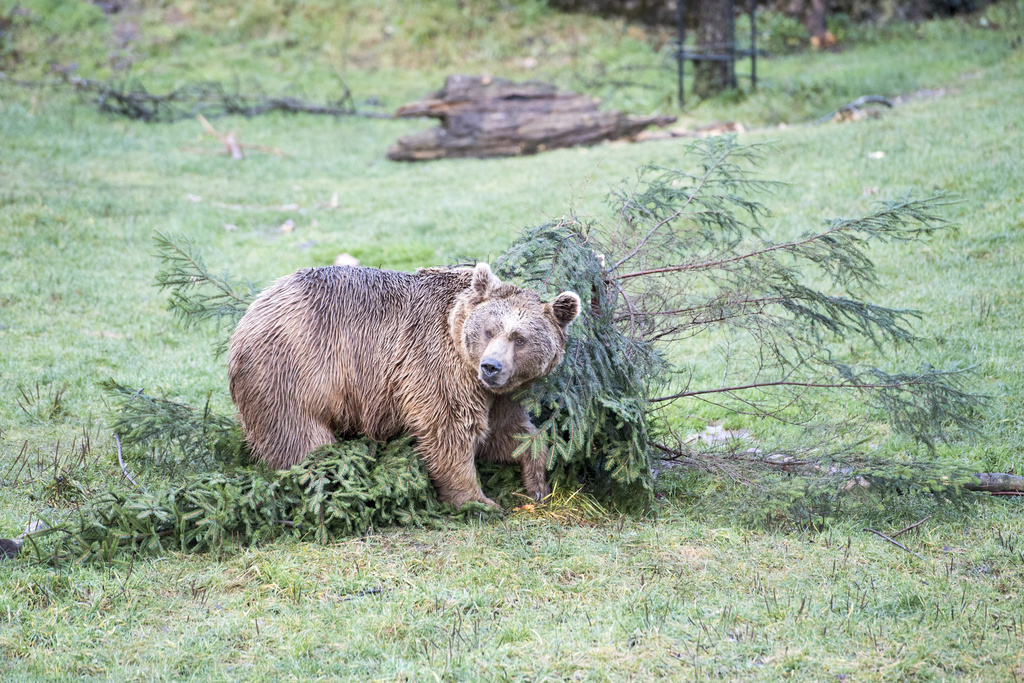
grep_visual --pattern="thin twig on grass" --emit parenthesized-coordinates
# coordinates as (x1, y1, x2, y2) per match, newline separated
(115, 434, 140, 488)
(342, 587, 386, 601)
(891, 515, 932, 539)
(864, 527, 924, 559)
(195, 114, 288, 159)
(115, 386, 146, 488)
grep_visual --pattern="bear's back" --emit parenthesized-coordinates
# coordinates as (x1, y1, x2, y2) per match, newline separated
(228, 265, 475, 443)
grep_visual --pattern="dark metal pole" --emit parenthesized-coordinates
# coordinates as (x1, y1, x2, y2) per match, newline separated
(728, 0, 737, 89)
(750, 0, 757, 90)
(678, 0, 685, 107)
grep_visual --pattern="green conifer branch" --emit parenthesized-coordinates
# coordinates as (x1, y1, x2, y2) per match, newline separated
(101, 379, 246, 470)
(153, 231, 259, 333)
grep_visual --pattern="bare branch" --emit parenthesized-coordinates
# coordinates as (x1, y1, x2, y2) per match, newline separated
(1, 73, 390, 122)
(115, 434, 140, 488)
(650, 378, 924, 404)
(891, 516, 931, 538)
(864, 528, 925, 560)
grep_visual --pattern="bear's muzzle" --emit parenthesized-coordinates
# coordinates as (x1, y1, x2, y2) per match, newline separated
(479, 357, 506, 388)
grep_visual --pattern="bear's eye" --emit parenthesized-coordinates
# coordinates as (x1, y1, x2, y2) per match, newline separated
(514, 337, 527, 348)
(484, 330, 494, 340)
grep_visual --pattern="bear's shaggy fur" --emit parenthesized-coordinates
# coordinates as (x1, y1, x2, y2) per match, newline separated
(228, 263, 581, 507)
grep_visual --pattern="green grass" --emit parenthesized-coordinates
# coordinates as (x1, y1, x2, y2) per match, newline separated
(2, 513, 1024, 680)
(2, 0, 1024, 679)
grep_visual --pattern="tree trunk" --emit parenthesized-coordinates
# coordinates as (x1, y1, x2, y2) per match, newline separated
(786, 0, 833, 48)
(693, 0, 735, 99)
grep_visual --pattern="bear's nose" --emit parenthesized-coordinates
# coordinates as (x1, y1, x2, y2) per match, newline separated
(480, 358, 503, 381)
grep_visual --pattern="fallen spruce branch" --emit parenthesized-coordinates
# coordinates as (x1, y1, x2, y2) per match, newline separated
(0, 72, 392, 123)
(1, 433, 496, 565)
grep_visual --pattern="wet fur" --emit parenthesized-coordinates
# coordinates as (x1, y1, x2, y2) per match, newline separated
(228, 263, 580, 507)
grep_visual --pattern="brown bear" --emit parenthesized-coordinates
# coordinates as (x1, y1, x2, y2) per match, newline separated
(228, 262, 581, 508)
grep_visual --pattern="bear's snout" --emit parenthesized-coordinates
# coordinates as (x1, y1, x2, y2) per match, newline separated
(479, 358, 504, 386)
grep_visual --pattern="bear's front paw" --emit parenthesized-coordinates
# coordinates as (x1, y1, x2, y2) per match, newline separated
(476, 494, 502, 510)
(520, 453, 550, 502)
(528, 480, 551, 502)
(450, 489, 503, 511)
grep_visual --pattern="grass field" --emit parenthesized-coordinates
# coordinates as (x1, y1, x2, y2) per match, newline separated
(2, 0, 1024, 679)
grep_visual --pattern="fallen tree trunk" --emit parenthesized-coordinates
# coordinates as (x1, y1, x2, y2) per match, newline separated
(964, 472, 1024, 493)
(657, 441, 1024, 497)
(387, 75, 676, 161)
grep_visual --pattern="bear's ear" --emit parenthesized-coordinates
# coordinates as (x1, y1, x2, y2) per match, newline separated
(549, 291, 582, 329)
(470, 262, 501, 299)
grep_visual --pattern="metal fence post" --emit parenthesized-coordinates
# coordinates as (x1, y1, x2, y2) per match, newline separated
(676, 0, 764, 108)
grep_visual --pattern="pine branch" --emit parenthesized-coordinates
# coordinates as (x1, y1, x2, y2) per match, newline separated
(613, 194, 956, 284)
(152, 232, 259, 354)
(101, 379, 245, 470)
(594, 137, 977, 456)
(495, 221, 664, 505)
(830, 363, 983, 447)
(20, 436, 492, 565)
(611, 145, 732, 270)
(651, 378, 936, 403)
(154, 232, 256, 318)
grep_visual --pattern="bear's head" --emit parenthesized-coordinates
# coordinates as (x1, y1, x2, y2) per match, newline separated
(451, 263, 581, 393)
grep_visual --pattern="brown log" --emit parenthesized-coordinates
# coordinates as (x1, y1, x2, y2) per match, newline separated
(387, 75, 676, 161)
(964, 473, 1024, 493)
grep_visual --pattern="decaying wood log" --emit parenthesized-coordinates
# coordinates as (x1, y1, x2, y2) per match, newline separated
(387, 75, 676, 161)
